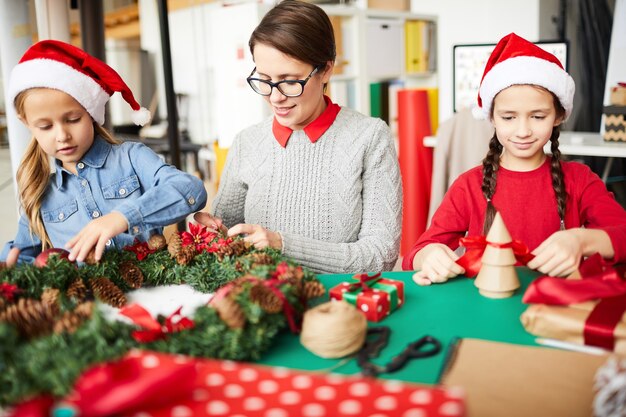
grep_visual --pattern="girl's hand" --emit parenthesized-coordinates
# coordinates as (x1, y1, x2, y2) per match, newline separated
(5, 247, 20, 267)
(528, 230, 584, 277)
(194, 212, 228, 234)
(227, 223, 282, 250)
(66, 212, 128, 262)
(412, 243, 465, 286)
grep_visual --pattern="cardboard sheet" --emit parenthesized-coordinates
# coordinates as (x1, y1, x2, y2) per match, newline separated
(439, 338, 618, 417)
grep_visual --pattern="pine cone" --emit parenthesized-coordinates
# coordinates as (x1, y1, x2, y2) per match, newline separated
(249, 252, 273, 266)
(176, 245, 197, 265)
(0, 298, 58, 339)
(40, 288, 60, 309)
(119, 261, 144, 289)
(302, 281, 326, 300)
(53, 302, 94, 334)
(67, 278, 89, 302)
(90, 277, 127, 308)
(168, 233, 183, 258)
(229, 240, 250, 257)
(235, 261, 244, 272)
(212, 297, 246, 329)
(0, 298, 6, 314)
(148, 234, 167, 251)
(84, 249, 99, 265)
(250, 284, 283, 314)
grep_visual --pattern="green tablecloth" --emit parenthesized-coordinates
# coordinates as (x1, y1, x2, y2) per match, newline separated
(258, 268, 541, 384)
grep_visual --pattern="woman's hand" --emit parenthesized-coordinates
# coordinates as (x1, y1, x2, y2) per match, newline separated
(3, 247, 20, 267)
(66, 212, 128, 262)
(194, 212, 228, 234)
(227, 223, 282, 250)
(412, 243, 465, 286)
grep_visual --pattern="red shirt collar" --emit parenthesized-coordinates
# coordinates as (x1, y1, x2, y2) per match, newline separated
(272, 95, 341, 147)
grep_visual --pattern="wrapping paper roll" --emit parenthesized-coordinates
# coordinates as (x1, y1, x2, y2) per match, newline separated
(397, 89, 433, 256)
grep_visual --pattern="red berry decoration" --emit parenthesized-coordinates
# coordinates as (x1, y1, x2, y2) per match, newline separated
(34, 248, 71, 268)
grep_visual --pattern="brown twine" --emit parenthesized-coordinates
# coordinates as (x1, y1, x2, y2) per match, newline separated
(300, 301, 367, 359)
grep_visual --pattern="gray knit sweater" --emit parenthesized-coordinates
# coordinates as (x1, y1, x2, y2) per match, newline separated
(212, 107, 402, 274)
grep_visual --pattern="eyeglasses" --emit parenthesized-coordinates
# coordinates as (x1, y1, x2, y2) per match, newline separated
(246, 66, 321, 97)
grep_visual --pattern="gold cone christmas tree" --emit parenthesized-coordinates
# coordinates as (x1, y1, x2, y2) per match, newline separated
(474, 212, 520, 298)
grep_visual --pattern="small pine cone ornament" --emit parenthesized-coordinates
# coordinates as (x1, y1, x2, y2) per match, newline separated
(90, 277, 127, 307)
(40, 288, 60, 309)
(250, 284, 283, 314)
(67, 278, 89, 302)
(148, 234, 167, 251)
(302, 281, 326, 300)
(212, 296, 246, 329)
(53, 302, 94, 334)
(0, 298, 58, 339)
(249, 252, 273, 266)
(0, 298, 6, 314)
(229, 240, 250, 257)
(176, 245, 197, 265)
(168, 233, 183, 258)
(83, 248, 99, 265)
(119, 261, 144, 289)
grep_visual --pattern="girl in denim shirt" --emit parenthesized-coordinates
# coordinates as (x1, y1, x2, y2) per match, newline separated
(1, 40, 207, 265)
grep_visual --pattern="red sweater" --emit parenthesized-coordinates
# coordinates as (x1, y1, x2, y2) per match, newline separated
(402, 159, 626, 270)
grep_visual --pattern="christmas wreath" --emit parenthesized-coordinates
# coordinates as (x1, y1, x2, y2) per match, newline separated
(0, 224, 324, 407)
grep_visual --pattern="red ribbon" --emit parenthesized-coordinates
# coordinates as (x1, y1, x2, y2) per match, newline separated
(456, 236, 535, 277)
(211, 276, 301, 333)
(119, 304, 195, 343)
(523, 253, 626, 351)
(348, 272, 382, 291)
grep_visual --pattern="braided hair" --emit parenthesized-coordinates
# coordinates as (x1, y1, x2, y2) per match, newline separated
(481, 89, 567, 234)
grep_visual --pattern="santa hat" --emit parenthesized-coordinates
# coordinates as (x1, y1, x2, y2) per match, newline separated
(8, 40, 151, 126)
(474, 33, 575, 120)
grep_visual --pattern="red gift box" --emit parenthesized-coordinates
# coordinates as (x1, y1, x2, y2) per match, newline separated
(329, 273, 405, 322)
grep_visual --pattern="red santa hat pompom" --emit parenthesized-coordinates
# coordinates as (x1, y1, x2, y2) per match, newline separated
(8, 40, 151, 126)
(474, 32, 575, 120)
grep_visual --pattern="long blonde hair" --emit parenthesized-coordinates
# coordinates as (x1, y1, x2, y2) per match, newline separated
(14, 89, 120, 250)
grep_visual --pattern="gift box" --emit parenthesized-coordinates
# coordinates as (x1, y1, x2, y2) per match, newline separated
(603, 105, 626, 142)
(329, 273, 404, 322)
(520, 254, 626, 353)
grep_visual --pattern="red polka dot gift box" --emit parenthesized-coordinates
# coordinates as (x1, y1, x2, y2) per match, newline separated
(329, 273, 405, 322)
(28, 350, 464, 417)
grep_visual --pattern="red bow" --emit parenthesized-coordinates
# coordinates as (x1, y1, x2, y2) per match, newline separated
(0, 281, 20, 302)
(119, 304, 195, 343)
(212, 276, 301, 333)
(348, 272, 382, 291)
(456, 236, 535, 277)
(523, 253, 626, 351)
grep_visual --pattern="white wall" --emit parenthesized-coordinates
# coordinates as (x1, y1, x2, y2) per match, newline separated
(411, 0, 559, 124)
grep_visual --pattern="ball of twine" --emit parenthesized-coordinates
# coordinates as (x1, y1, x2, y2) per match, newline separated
(300, 300, 367, 359)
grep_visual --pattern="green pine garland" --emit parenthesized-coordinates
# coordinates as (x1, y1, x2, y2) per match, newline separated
(0, 237, 320, 406)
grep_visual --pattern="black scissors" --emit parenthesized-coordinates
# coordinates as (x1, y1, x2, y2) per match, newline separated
(357, 327, 442, 377)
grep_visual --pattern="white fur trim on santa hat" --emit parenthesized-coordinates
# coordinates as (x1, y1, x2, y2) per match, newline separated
(9, 58, 110, 125)
(476, 55, 575, 121)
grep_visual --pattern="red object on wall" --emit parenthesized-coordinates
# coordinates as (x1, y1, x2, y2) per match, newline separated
(398, 89, 433, 256)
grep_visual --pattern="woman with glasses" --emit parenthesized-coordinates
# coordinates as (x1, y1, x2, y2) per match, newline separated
(195, 0, 402, 274)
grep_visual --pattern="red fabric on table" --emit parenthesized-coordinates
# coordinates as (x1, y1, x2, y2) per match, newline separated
(14, 350, 465, 417)
(398, 89, 433, 256)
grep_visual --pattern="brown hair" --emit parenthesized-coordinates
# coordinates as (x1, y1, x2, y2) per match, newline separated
(249, 0, 336, 70)
(14, 89, 119, 250)
(481, 87, 567, 234)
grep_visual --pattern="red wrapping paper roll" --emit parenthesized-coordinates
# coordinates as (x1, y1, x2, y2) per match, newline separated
(397, 89, 433, 256)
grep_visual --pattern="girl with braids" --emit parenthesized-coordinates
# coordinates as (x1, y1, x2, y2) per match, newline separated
(0, 40, 206, 265)
(403, 33, 626, 284)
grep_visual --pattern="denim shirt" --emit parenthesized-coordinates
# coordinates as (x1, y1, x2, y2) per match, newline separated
(1, 136, 207, 263)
